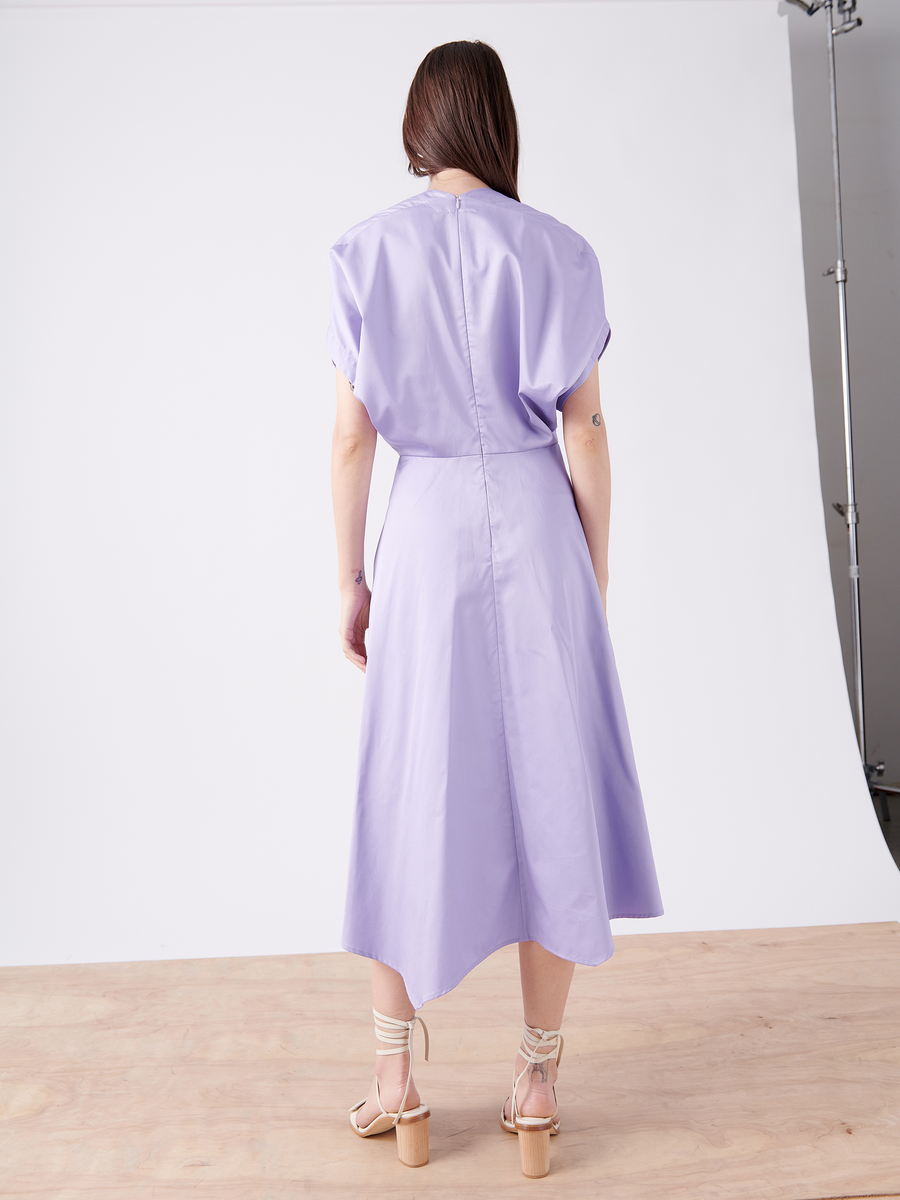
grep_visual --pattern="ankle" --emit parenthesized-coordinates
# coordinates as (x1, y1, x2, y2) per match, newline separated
(375, 1046, 411, 1077)
(376, 1039, 408, 1054)
(514, 1053, 557, 1085)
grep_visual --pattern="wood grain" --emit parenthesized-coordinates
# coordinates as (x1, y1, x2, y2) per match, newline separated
(0, 922, 898, 1198)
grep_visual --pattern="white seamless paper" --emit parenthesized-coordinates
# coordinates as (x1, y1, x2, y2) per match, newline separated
(0, 0, 895, 966)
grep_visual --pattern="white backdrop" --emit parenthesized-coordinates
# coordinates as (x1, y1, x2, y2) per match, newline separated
(0, 0, 896, 968)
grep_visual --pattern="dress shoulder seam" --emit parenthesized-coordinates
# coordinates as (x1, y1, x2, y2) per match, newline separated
(330, 193, 433, 250)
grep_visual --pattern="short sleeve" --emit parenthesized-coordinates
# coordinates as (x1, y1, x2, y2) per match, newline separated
(556, 321, 611, 409)
(325, 246, 362, 390)
(554, 245, 612, 410)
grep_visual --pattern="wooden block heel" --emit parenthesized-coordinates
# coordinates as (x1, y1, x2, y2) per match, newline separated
(516, 1124, 552, 1178)
(396, 1110, 430, 1167)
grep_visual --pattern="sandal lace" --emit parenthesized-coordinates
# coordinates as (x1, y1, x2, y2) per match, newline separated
(371, 1007, 430, 1126)
(509, 1021, 564, 1125)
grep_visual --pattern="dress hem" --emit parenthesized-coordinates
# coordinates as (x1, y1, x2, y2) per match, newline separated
(341, 911, 664, 1008)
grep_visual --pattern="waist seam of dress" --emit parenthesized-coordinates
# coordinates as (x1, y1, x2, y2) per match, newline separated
(455, 204, 529, 938)
(398, 442, 558, 461)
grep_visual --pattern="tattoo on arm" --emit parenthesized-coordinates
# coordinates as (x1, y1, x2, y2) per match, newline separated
(592, 413, 602, 427)
(355, 570, 363, 584)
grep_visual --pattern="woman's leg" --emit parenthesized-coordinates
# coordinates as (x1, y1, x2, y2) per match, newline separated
(504, 941, 576, 1121)
(354, 960, 421, 1127)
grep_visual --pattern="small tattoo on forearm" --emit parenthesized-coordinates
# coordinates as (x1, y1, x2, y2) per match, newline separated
(355, 570, 363, 584)
(592, 413, 602, 427)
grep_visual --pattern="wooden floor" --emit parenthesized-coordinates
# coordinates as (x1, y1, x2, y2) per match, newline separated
(1, 923, 899, 1199)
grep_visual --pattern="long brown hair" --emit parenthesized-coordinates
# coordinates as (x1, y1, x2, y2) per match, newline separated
(402, 41, 520, 202)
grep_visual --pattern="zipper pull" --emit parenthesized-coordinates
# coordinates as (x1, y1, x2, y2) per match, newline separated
(456, 194, 460, 210)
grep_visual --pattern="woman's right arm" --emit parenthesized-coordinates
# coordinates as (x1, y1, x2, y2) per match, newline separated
(331, 367, 378, 671)
(561, 362, 610, 616)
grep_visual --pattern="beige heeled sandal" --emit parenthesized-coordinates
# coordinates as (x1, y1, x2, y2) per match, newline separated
(349, 1007, 431, 1167)
(500, 1021, 564, 1178)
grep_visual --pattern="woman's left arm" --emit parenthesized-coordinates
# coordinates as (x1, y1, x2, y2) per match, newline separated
(331, 367, 378, 672)
(561, 362, 610, 617)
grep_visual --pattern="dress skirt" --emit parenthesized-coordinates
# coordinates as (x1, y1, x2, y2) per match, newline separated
(340, 441, 663, 1009)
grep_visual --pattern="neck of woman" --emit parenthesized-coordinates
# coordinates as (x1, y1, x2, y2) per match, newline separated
(428, 168, 489, 195)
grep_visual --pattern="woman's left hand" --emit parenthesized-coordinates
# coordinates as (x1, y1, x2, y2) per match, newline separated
(339, 585, 371, 672)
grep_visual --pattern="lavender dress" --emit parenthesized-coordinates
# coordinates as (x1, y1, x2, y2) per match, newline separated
(326, 186, 663, 1009)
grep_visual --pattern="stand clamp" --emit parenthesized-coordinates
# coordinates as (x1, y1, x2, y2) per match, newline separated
(865, 761, 898, 824)
(831, 500, 859, 526)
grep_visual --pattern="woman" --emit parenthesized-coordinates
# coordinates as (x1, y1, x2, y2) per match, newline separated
(327, 40, 663, 1177)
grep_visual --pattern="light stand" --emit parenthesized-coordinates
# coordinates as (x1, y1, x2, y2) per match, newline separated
(785, 0, 897, 819)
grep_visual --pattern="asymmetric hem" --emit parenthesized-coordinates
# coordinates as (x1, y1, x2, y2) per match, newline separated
(341, 935, 618, 1010)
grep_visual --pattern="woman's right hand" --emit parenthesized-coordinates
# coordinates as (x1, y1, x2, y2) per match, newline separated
(339, 584, 372, 673)
(331, 366, 378, 673)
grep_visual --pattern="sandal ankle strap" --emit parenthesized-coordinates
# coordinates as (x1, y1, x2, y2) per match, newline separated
(371, 1007, 429, 1127)
(372, 1008, 430, 1061)
(519, 1021, 564, 1068)
(510, 1021, 564, 1126)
